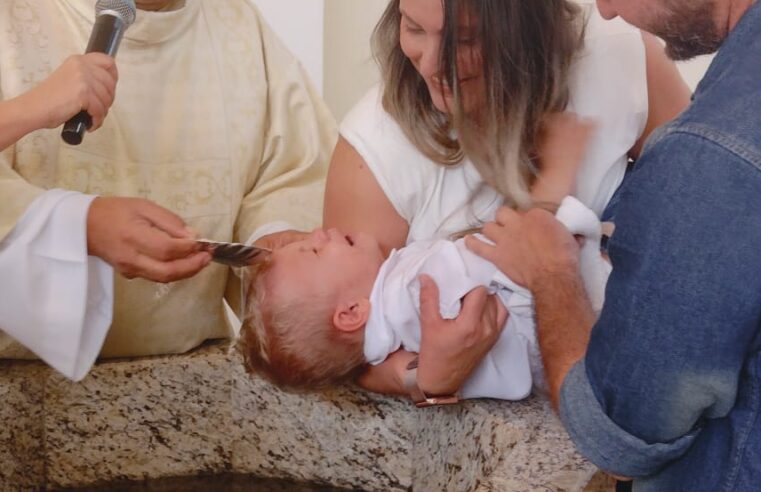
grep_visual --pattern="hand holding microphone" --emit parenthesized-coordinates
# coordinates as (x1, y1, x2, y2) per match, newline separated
(19, 53, 117, 133)
(61, 0, 136, 145)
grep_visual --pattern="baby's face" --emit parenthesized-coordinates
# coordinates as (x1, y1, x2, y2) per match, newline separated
(267, 228, 385, 304)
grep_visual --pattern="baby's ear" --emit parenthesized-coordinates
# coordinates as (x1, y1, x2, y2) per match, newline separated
(333, 298, 371, 333)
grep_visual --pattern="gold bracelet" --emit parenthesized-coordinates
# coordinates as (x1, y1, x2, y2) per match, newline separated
(402, 357, 459, 408)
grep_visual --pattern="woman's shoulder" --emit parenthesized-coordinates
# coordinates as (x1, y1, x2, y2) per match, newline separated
(568, 4, 650, 215)
(339, 85, 442, 222)
(569, 4, 648, 118)
(340, 84, 415, 149)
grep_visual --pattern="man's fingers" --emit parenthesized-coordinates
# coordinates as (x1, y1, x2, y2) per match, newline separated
(133, 226, 202, 261)
(418, 274, 443, 327)
(128, 251, 211, 283)
(458, 286, 489, 330)
(478, 295, 504, 340)
(138, 200, 195, 239)
(490, 296, 509, 334)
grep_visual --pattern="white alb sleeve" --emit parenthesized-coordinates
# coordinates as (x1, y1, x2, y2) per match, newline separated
(0, 189, 113, 381)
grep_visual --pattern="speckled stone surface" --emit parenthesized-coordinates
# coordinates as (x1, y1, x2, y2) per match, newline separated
(0, 360, 47, 490)
(410, 397, 596, 492)
(44, 341, 234, 489)
(0, 340, 599, 491)
(231, 354, 414, 491)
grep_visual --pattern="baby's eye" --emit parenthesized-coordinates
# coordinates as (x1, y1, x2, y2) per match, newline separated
(312, 248, 319, 256)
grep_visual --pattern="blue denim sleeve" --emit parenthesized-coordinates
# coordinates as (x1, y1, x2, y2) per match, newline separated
(559, 130, 761, 477)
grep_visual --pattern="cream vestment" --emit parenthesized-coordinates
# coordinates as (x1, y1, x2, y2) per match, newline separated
(0, 0, 337, 378)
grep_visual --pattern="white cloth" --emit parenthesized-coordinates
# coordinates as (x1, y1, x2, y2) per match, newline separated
(0, 190, 113, 381)
(340, 5, 647, 243)
(363, 196, 610, 400)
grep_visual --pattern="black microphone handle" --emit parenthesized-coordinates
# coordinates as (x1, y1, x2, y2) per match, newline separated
(61, 14, 126, 146)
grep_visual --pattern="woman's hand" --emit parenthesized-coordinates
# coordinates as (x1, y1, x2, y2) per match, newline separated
(531, 112, 595, 206)
(21, 53, 119, 132)
(415, 274, 508, 395)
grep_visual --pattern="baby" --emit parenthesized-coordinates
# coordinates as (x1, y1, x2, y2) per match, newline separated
(238, 196, 610, 400)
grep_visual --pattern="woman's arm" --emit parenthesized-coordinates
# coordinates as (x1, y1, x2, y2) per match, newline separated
(0, 53, 118, 151)
(629, 33, 692, 159)
(326, 137, 506, 397)
(532, 113, 595, 207)
(323, 136, 410, 255)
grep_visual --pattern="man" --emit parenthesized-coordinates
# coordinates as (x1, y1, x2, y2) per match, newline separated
(0, 0, 336, 380)
(468, 0, 761, 489)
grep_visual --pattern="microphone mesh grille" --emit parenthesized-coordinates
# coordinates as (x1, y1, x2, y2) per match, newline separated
(95, 0, 137, 26)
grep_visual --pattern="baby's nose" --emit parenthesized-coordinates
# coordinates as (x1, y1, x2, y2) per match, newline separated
(311, 228, 329, 243)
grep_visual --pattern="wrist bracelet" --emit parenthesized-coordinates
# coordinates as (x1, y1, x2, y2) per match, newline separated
(403, 357, 459, 408)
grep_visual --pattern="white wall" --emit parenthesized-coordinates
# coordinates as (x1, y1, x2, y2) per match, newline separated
(323, 0, 388, 121)
(252, 0, 325, 94)
(677, 55, 713, 91)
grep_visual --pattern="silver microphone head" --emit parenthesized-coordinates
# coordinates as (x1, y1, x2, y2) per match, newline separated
(95, 0, 137, 27)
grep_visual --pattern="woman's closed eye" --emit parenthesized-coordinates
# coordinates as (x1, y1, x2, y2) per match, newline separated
(401, 14, 425, 35)
(405, 25, 425, 35)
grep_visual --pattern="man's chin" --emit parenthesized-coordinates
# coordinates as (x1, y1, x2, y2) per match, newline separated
(664, 40, 722, 61)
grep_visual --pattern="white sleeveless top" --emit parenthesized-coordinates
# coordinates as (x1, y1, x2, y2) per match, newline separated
(340, 5, 648, 244)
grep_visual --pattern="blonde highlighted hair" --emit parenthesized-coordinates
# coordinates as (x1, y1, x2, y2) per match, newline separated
(373, 0, 585, 207)
(237, 253, 367, 391)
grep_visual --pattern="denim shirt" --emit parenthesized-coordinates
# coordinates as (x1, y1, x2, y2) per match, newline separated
(559, 3, 761, 490)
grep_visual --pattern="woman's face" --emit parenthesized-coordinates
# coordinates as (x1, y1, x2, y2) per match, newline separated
(398, 0, 484, 114)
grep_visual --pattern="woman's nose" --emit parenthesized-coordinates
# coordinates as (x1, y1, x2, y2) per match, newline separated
(418, 39, 441, 79)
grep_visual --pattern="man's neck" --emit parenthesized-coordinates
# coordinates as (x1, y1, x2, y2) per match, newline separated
(726, 0, 757, 32)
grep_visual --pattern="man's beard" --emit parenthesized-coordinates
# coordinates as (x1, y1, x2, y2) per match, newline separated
(652, 0, 724, 60)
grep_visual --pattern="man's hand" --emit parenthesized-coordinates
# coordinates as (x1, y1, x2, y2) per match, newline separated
(416, 275, 508, 395)
(22, 53, 118, 132)
(466, 207, 580, 290)
(87, 197, 211, 283)
(469, 207, 595, 408)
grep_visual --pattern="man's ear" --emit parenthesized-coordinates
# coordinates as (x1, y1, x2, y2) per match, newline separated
(333, 298, 371, 333)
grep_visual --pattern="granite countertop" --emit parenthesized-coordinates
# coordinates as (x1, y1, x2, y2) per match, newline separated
(0, 340, 600, 491)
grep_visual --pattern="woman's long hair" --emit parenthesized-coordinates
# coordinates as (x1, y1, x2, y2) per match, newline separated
(373, 0, 585, 207)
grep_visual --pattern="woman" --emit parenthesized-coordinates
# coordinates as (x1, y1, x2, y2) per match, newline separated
(289, 0, 690, 399)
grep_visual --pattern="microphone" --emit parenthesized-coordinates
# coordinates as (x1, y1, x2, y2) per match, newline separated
(61, 0, 137, 146)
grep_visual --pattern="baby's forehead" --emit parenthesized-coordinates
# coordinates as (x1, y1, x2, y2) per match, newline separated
(264, 252, 296, 290)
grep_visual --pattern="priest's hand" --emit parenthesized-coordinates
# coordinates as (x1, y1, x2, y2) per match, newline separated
(86, 197, 212, 283)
